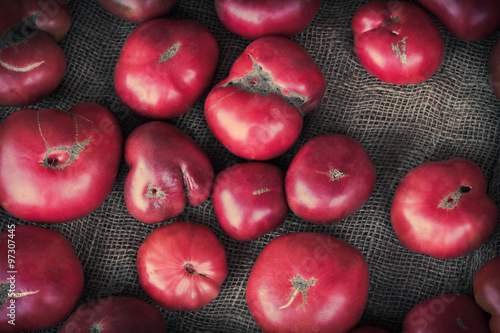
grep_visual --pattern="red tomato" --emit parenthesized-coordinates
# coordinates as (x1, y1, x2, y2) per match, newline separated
(0, 0, 71, 106)
(246, 232, 369, 333)
(114, 19, 219, 119)
(124, 121, 214, 223)
(215, 0, 321, 40)
(205, 36, 326, 160)
(212, 162, 288, 241)
(97, 0, 177, 24)
(137, 221, 228, 311)
(60, 296, 168, 333)
(490, 38, 500, 101)
(285, 134, 376, 224)
(352, 1, 444, 85)
(417, 0, 500, 41)
(0, 225, 84, 332)
(0, 103, 123, 223)
(474, 256, 500, 333)
(403, 294, 489, 332)
(391, 158, 498, 259)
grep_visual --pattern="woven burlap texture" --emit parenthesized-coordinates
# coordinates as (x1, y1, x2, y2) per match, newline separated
(1, 1, 500, 332)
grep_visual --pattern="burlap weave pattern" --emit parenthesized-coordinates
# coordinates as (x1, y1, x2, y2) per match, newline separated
(1, 1, 500, 332)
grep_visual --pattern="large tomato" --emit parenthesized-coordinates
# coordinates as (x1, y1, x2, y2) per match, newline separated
(212, 162, 288, 241)
(124, 121, 214, 223)
(0, 0, 71, 106)
(490, 38, 500, 101)
(115, 18, 219, 119)
(215, 0, 322, 40)
(390, 158, 498, 259)
(402, 293, 489, 332)
(97, 0, 177, 24)
(474, 256, 500, 333)
(0, 103, 123, 223)
(285, 134, 376, 224)
(60, 296, 168, 333)
(205, 36, 326, 160)
(0, 225, 84, 332)
(246, 232, 369, 333)
(137, 221, 227, 311)
(417, 0, 500, 41)
(352, 1, 444, 85)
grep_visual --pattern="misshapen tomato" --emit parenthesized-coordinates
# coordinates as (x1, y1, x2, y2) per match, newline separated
(137, 221, 227, 311)
(474, 256, 500, 333)
(205, 36, 326, 160)
(391, 158, 498, 259)
(0, 225, 84, 332)
(0, 103, 123, 223)
(97, 0, 177, 24)
(246, 232, 369, 333)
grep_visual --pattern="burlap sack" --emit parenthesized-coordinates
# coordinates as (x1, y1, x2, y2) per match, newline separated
(1, 1, 499, 332)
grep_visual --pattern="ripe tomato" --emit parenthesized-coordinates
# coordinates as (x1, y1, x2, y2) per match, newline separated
(474, 256, 500, 333)
(97, 0, 177, 24)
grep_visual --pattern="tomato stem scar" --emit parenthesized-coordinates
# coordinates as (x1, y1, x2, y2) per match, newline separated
(438, 185, 472, 209)
(279, 275, 317, 310)
(159, 42, 180, 63)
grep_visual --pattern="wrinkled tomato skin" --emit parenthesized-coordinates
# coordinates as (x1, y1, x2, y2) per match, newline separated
(212, 162, 287, 241)
(215, 0, 322, 40)
(390, 158, 498, 259)
(417, 0, 500, 41)
(246, 232, 369, 333)
(97, 0, 177, 24)
(124, 121, 214, 223)
(474, 256, 500, 333)
(205, 36, 325, 160)
(137, 221, 227, 311)
(59, 296, 168, 333)
(115, 19, 219, 119)
(0, 103, 123, 223)
(0, 0, 71, 106)
(285, 134, 376, 224)
(0, 225, 84, 332)
(352, 1, 444, 85)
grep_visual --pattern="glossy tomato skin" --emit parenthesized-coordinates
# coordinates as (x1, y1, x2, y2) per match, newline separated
(0, 225, 84, 332)
(59, 296, 168, 333)
(474, 256, 500, 333)
(115, 19, 219, 119)
(391, 158, 498, 259)
(205, 36, 326, 160)
(212, 162, 287, 241)
(0, 0, 71, 106)
(0, 103, 123, 223)
(215, 0, 321, 40)
(490, 38, 500, 101)
(124, 121, 214, 223)
(285, 134, 376, 224)
(246, 232, 369, 333)
(403, 294, 489, 333)
(137, 221, 227, 311)
(97, 0, 177, 24)
(352, 1, 444, 85)
(417, 0, 500, 41)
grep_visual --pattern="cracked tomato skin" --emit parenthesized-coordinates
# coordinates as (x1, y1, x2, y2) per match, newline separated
(285, 134, 376, 225)
(246, 232, 369, 333)
(215, 0, 321, 40)
(390, 158, 498, 259)
(402, 294, 489, 333)
(212, 162, 287, 241)
(115, 18, 219, 119)
(97, 0, 177, 24)
(0, 0, 71, 106)
(137, 221, 227, 311)
(59, 296, 168, 333)
(417, 0, 500, 41)
(352, 1, 444, 85)
(205, 36, 326, 160)
(0, 225, 84, 333)
(124, 121, 214, 223)
(0, 103, 123, 223)
(474, 256, 500, 333)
